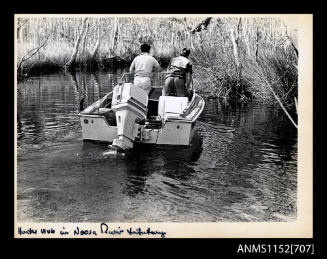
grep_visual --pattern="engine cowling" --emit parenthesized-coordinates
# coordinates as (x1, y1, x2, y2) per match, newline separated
(111, 83, 148, 151)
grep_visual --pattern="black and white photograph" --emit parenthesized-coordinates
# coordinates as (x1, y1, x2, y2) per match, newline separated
(14, 14, 312, 238)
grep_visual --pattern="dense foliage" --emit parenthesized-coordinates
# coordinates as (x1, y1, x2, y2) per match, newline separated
(16, 16, 298, 108)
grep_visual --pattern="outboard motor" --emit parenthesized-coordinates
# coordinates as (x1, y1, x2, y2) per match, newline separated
(111, 83, 148, 151)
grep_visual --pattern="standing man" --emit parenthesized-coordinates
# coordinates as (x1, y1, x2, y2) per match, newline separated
(129, 43, 161, 95)
(163, 48, 192, 97)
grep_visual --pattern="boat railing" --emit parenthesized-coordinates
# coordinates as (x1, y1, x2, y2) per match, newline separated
(119, 72, 169, 88)
(119, 72, 195, 92)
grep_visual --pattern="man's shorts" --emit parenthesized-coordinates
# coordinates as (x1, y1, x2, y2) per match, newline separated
(133, 76, 151, 94)
(163, 76, 186, 97)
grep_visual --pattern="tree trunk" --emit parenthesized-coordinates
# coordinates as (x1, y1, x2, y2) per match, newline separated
(255, 26, 260, 60)
(229, 28, 240, 72)
(229, 18, 243, 77)
(190, 33, 195, 50)
(241, 19, 252, 57)
(81, 21, 90, 57)
(65, 17, 88, 70)
(91, 21, 101, 63)
(111, 17, 119, 54)
(283, 19, 298, 58)
(17, 18, 29, 42)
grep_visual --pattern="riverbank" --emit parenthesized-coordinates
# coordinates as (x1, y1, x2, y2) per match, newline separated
(17, 49, 297, 108)
(17, 55, 172, 78)
(17, 44, 172, 81)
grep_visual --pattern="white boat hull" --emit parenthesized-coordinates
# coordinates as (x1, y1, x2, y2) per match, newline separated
(78, 88, 205, 146)
(79, 116, 196, 145)
(80, 115, 117, 142)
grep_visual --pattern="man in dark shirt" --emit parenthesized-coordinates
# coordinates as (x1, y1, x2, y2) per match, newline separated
(163, 48, 192, 97)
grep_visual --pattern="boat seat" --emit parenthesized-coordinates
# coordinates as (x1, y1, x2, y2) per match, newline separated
(158, 96, 188, 119)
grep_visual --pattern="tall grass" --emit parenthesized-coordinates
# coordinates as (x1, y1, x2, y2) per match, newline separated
(189, 17, 298, 106)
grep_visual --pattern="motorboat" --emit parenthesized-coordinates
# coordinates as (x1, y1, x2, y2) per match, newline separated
(78, 73, 205, 151)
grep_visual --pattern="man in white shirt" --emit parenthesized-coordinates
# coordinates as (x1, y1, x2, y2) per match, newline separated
(129, 43, 161, 94)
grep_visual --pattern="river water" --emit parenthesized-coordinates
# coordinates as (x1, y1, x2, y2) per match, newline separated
(16, 72, 297, 222)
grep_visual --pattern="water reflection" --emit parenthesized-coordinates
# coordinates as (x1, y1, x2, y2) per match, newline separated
(16, 72, 297, 222)
(121, 133, 203, 197)
(197, 99, 297, 221)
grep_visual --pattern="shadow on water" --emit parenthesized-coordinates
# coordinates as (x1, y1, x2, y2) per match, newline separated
(16, 72, 297, 222)
(121, 133, 203, 197)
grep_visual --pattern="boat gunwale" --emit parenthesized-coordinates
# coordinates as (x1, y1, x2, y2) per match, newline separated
(78, 77, 205, 123)
(78, 91, 113, 116)
(164, 94, 205, 123)
(79, 93, 204, 123)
